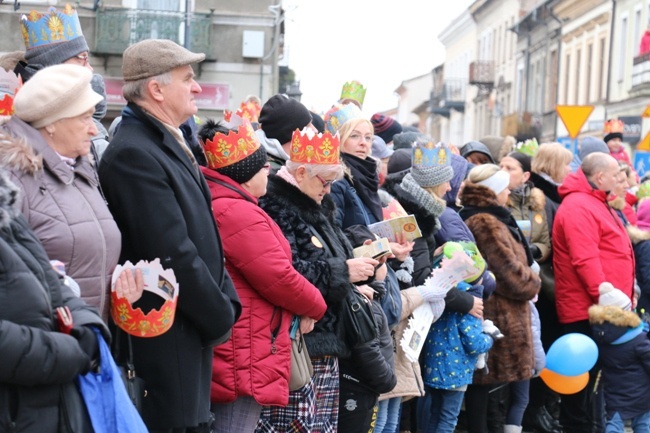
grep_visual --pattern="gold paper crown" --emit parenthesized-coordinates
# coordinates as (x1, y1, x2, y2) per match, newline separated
(290, 128, 340, 165)
(340, 80, 366, 106)
(20, 5, 84, 51)
(0, 69, 22, 116)
(604, 119, 624, 134)
(204, 118, 260, 170)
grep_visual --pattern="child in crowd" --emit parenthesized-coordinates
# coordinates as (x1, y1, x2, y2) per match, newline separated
(589, 284, 650, 433)
(421, 281, 499, 433)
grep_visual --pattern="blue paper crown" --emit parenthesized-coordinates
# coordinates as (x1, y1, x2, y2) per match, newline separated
(325, 103, 361, 134)
(412, 140, 451, 168)
(21, 5, 84, 50)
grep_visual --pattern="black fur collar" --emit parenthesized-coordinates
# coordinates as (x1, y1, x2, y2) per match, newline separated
(264, 174, 337, 226)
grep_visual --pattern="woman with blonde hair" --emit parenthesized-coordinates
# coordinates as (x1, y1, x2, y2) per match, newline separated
(530, 143, 573, 207)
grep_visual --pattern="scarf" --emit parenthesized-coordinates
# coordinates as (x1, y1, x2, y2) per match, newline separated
(460, 203, 535, 266)
(400, 173, 445, 231)
(276, 165, 300, 188)
(342, 153, 383, 222)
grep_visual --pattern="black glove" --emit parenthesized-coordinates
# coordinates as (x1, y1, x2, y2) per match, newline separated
(70, 326, 99, 372)
(530, 244, 542, 260)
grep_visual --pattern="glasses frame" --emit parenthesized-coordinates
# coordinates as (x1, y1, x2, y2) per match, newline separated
(315, 174, 336, 188)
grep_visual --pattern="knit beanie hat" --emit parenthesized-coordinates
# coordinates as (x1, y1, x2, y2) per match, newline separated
(203, 118, 268, 184)
(393, 131, 426, 150)
(579, 136, 609, 160)
(505, 151, 532, 173)
(637, 199, 650, 231)
(13, 64, 102, 129)
(259, 94, 312, 145)
(598, 282, 632, 310)
(310, 111, 325, 134)
(387, 148, 412, 174)
(410, 139, 454, 188)
(371, 135, 393, 159)
(371, 113, 402, 144)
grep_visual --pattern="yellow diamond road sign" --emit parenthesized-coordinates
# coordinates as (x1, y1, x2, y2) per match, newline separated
(642, 104, 650, 118)
(556, 105, 595, 139)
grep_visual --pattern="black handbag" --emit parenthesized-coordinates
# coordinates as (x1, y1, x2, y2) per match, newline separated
(58, 382, 94, 433)
(340, 286, 378, 347)
(115, 328, 146, 413)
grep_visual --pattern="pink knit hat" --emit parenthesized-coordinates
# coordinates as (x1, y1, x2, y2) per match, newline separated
(637, 199, 650, 231)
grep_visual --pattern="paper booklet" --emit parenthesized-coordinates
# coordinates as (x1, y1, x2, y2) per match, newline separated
(367, 215, 422, 243)
(353, 237, 392, 260)
(400, 251, 480, 363)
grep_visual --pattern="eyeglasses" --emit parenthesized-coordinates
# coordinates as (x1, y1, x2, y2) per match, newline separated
(75, 54, 89, 66)
(262, 163, 271, 172)
(315, 174, 336, 188)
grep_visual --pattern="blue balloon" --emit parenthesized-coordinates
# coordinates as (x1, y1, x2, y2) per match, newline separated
(546, 333, 599, 376)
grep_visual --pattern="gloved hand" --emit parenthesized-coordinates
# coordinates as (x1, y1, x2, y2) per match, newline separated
(530, 244, 542, 260)
(482, 319, 504, 340)
(70, 326, 99, 373)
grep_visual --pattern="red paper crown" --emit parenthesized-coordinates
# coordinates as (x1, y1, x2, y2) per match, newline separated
(382, 198, 408, 220)
(604, 119, 624, 134)
(0, 69, 22, 116)
(290, 128, 340, 165)
(236, 101, 261, 123)
(111, 292, 177, 338)
(204, 118, 260, 170)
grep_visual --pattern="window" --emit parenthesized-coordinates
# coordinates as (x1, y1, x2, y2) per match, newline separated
(620, 16, 628, 81)
(575, 49, 581, 104)
(599, 38, 606, 100)
(636, 8, 642, 49)
(587, 43, 593, 101)
(564, 53, 571, 104)
(548, 50, 558, 110)
(138, 0, 180, 9)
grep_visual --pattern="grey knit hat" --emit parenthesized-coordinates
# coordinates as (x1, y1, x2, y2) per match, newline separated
(122, 39, 205, 82)
(23, 36, 88, 71)
(410, 140, 454, 188)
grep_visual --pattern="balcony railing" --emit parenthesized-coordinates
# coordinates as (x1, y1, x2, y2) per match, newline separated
(430, 79, 467, 116)
(631, 52, 650, 92)
(469, 61, 495, 86)
(95, 9, 214, 59)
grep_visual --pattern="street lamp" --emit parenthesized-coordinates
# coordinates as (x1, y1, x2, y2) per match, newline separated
(286, 81, 302, 102)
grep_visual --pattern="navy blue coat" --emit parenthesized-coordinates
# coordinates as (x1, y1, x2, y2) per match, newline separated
(589, 304, 650, 420)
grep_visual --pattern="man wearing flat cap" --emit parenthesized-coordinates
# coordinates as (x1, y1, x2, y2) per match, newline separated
(98, 39, 241, 433)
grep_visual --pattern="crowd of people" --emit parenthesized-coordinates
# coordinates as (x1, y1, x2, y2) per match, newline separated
(2, 5, 650, 433)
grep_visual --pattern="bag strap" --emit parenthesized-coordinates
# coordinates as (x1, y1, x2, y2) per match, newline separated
(203, 173, 256, 204)
(115, 326, 137, 376)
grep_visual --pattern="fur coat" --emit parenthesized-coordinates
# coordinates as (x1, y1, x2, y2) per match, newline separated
(459, 183, 541, 384)
(259, 175, 353, 358)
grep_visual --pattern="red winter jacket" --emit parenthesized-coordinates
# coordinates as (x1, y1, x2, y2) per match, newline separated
(553, 169, 635, 324)
(202, 169, 327, 406)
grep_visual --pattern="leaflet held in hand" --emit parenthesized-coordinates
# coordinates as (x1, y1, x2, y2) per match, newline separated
(368, 215, 422, 243)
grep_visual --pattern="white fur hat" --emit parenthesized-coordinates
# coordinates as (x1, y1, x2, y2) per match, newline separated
(598, 282, 632, 310)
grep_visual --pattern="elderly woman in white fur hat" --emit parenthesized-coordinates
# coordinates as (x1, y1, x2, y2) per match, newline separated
(0, 64, 135, 323)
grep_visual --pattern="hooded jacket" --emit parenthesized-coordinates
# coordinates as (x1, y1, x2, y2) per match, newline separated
(553, 169, 634, 324)
(202, 169, 327, 407)
(589, 305, 650, 420)
(0, 170, 108, 433)
(0, 117, 121, 322)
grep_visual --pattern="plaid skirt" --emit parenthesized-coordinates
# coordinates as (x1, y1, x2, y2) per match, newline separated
(256, 356, 339, 433)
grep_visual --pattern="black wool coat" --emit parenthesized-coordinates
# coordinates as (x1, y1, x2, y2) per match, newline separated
(98, 103, 241, 430)
(259, 175, 353, 358)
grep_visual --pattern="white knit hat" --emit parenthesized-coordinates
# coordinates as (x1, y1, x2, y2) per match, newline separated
(477, 170, 510, 195)
(13, 64, 102, 129)
(598, 282, 632, 310)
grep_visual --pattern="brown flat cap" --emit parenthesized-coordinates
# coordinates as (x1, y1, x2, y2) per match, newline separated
(122, 39, 205, 82)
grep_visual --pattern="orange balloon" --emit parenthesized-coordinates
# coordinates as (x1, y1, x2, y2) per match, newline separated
(540, 368, 589, 395)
